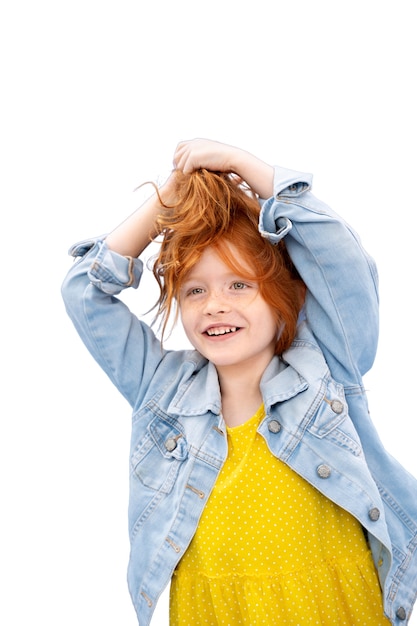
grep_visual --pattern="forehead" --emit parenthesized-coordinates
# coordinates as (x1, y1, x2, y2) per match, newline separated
(184, 243, 254, 280)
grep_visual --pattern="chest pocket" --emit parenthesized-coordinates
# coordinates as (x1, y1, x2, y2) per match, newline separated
(307, 378, 363, 456)
(130, 416, 189, 494)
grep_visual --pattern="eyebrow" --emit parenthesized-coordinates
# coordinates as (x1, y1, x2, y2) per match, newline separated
(182, 269, 247, 283)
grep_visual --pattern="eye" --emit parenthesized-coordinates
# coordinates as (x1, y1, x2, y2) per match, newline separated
(188, 287, 204, 296)
(231, 282, 247, 290)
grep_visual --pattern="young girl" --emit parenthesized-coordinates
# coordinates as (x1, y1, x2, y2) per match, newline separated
(62, 139, 417, 625)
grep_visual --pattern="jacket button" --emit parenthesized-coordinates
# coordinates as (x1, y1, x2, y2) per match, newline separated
(330, 399, 344, 414)
(268, 420, 281, 433)
(396, 606, 407, 620)
(317, 464, 331, 478)
(368, 507, 380, 521)
(165, 437, 178, 452)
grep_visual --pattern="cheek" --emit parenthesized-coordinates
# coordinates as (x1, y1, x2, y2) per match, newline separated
(179, 313, 201, 351)
(178, 305, 187, 328)
(179, 304, 194, 335)
(262, 311, 281, 340)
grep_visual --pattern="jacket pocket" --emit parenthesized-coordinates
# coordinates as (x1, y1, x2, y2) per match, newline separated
(307, 379, 363, 456)
(130, 415, 189, 494)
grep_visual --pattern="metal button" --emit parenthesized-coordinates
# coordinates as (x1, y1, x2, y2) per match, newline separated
(330, 399, 344, 414)
(396, 606, 407, 621)
(368, 507, 380, 521)
(165, 437, 178, 452)
(317, 464, 331, 479)
(268, 420, 282, 434)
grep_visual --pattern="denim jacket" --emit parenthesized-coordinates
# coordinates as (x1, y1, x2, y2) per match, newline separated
(62, 166, 417, 625)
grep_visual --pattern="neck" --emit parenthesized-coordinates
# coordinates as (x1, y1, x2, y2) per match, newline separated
(216, 365, 264, 428)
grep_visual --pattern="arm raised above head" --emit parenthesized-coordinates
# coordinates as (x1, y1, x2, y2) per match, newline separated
(105, 172, 179, 258)
(260, 175, 379, 384)
(173, 138, 275, 199)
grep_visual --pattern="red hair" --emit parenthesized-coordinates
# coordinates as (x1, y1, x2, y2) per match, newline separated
(152, 169, 305, 354)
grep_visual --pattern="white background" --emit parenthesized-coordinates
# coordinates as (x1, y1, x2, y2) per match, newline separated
(1, 1, 416, 624)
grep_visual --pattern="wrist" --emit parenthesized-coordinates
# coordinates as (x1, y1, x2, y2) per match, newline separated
(232, 150, 274, 198)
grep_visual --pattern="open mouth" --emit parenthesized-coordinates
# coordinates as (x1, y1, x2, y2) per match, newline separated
(205, 326, 240, 336)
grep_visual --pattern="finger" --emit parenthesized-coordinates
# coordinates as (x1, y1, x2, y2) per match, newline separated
(174, 152, 188, 172)
(173, 143, 189, 169)
(175, 149, 195, 174)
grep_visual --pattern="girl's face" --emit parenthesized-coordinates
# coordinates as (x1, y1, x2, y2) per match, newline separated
(179, 245, 279, 377)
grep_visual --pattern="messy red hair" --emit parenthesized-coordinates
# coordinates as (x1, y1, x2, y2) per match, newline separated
(152, 169, 305, 354)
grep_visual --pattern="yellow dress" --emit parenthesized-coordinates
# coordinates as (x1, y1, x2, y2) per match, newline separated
(170, 405, 390, 625)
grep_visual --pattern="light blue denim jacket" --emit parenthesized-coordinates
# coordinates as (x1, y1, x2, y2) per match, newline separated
(62, 166, 417, 625)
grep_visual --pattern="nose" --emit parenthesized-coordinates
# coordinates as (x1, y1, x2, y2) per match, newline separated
(203, 290, 231, 316)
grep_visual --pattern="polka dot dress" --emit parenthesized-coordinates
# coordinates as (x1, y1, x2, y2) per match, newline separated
(170, 405, 390, 625)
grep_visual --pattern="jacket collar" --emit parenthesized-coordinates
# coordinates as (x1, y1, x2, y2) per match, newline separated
(167, 359, 222, 417)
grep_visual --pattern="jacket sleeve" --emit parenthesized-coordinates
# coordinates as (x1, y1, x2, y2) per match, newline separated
(259, 166, 379, 387)
(61, 238, 167, 408)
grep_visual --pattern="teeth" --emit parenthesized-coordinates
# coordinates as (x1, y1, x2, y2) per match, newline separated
(206, 327, 237, 336)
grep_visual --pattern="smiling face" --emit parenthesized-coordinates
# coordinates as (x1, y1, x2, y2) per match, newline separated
(153, 169, 304, 356)
(179, 245, 279, 378)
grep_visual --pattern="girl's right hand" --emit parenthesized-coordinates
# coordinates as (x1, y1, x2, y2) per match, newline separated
(173, 138, 274, 199)
(173, 139, 238, 175)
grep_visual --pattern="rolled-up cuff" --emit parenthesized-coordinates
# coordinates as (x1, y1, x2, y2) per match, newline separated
(69, 237, 143, 295)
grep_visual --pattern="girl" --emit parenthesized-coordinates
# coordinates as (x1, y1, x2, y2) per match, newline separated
(62, 139, 417, 625)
